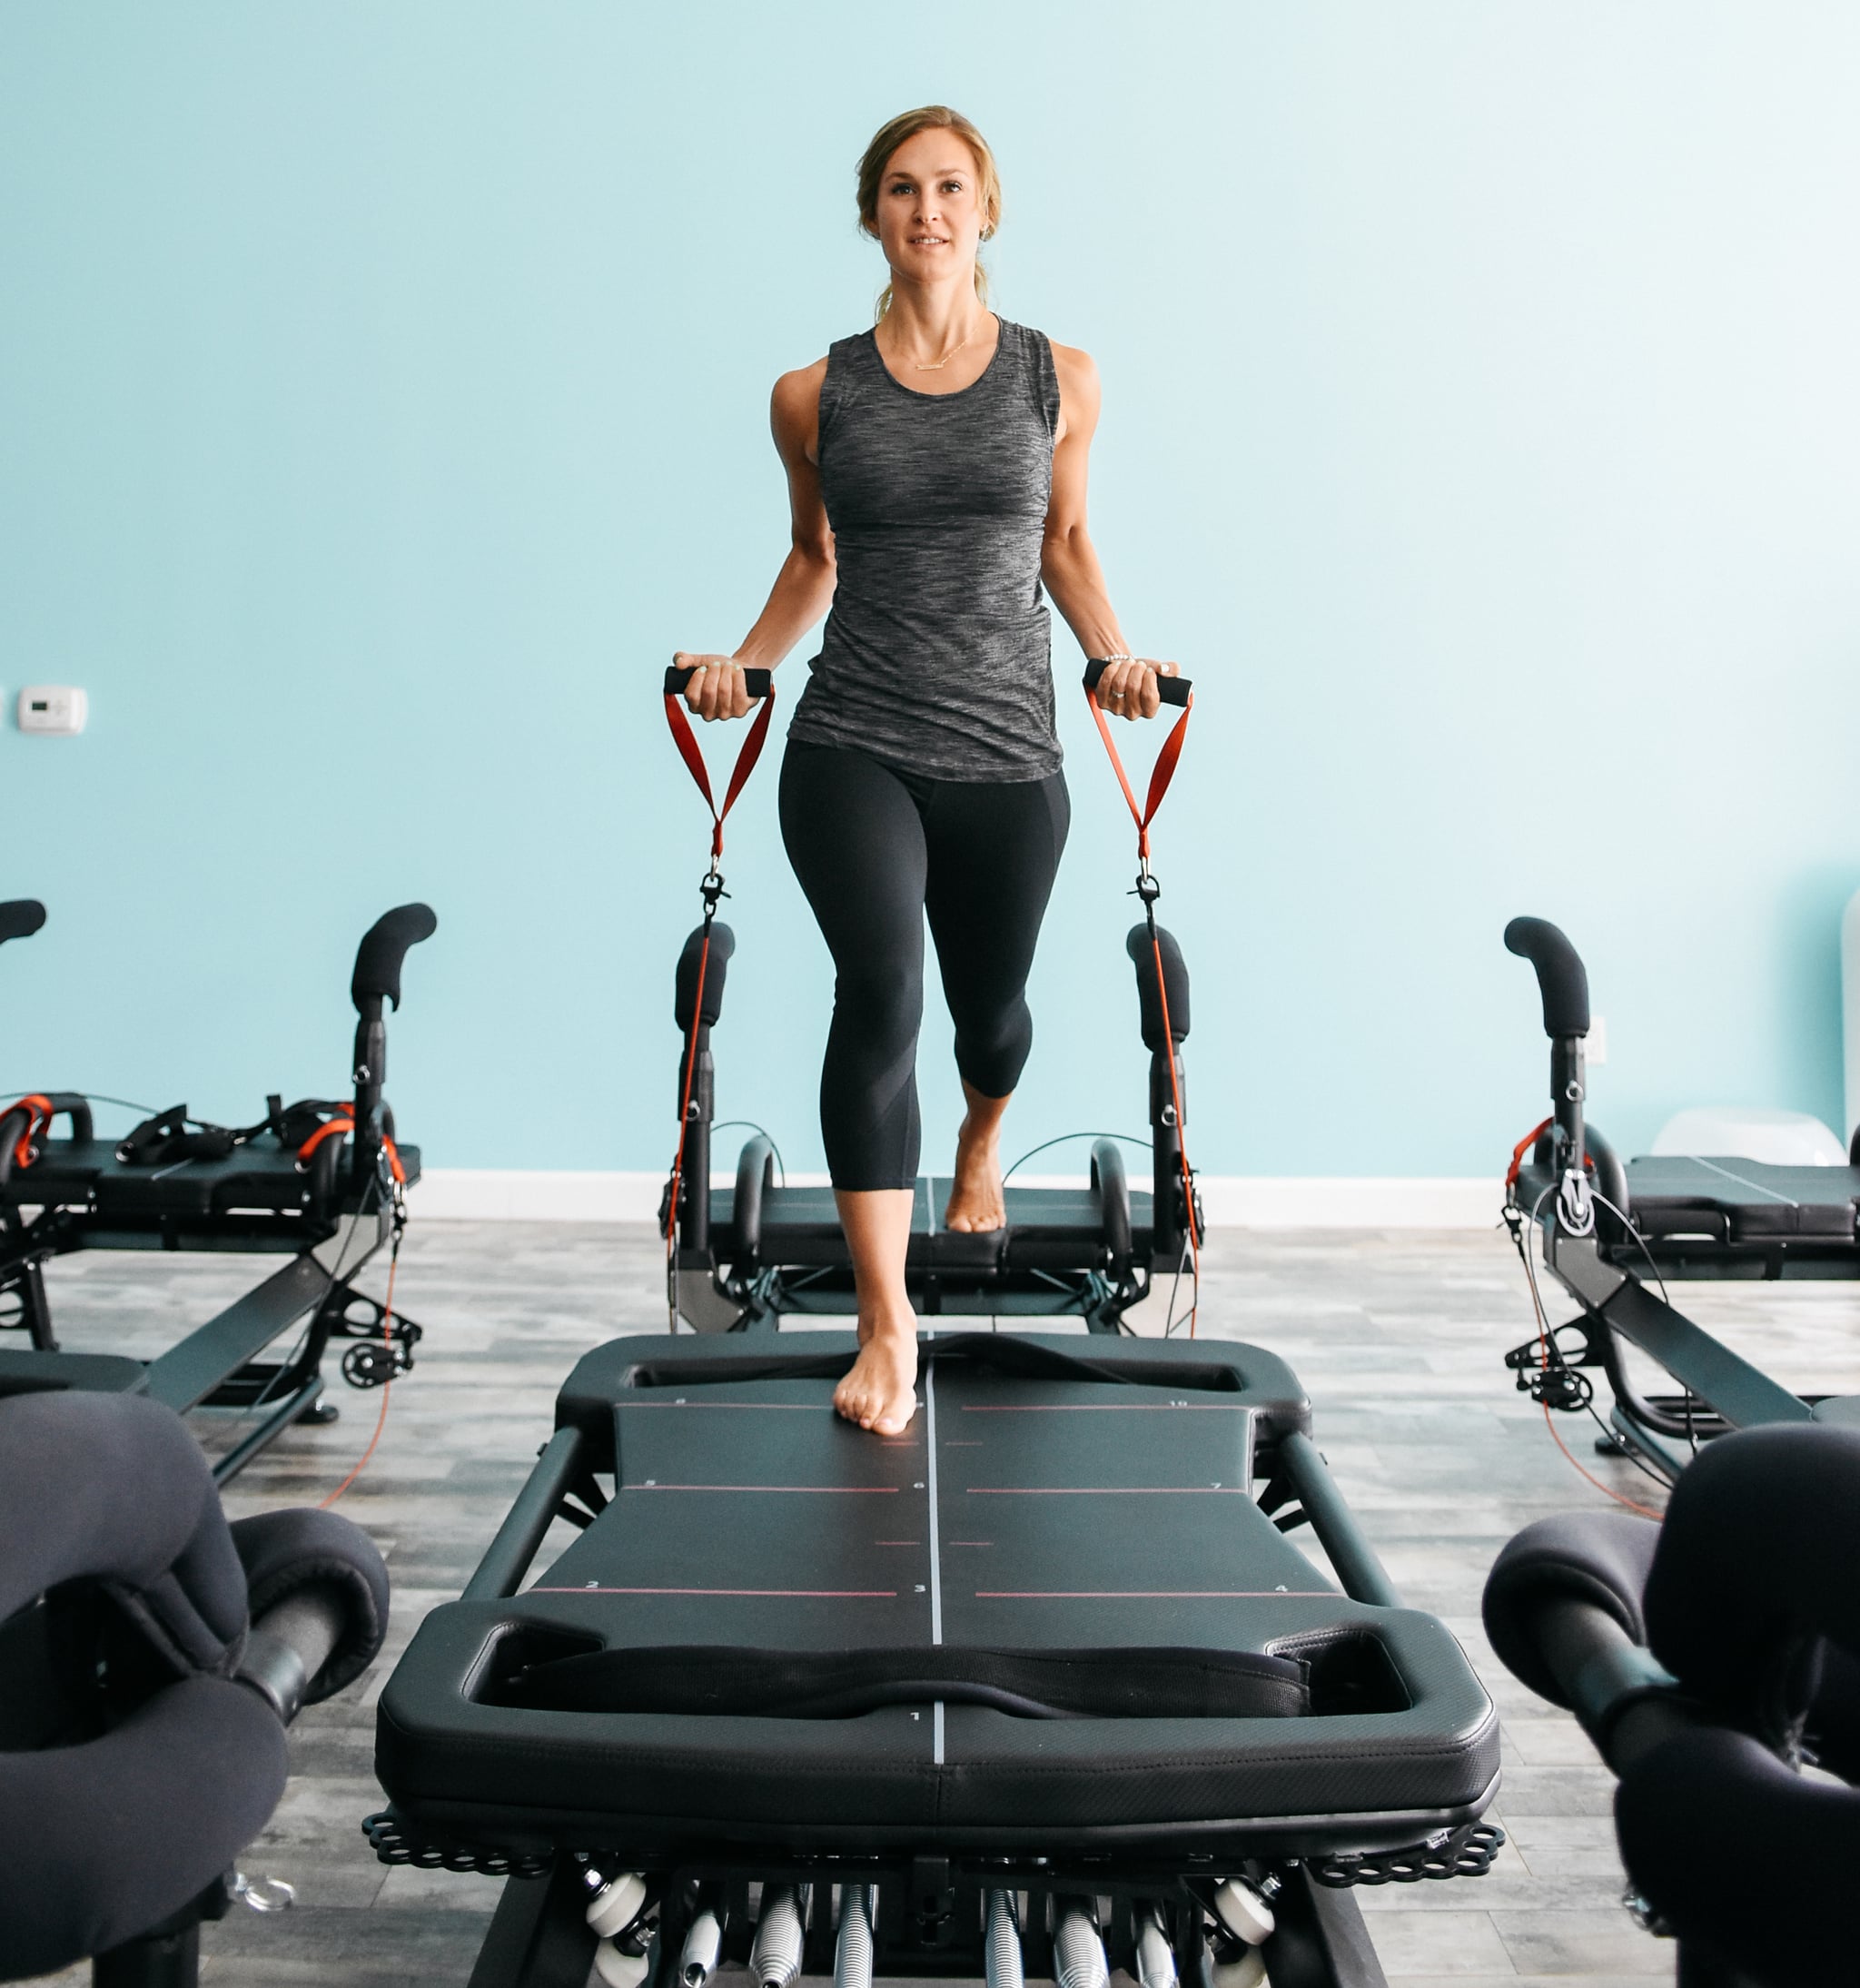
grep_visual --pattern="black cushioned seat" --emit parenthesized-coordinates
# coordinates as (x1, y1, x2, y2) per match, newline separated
(709, 1180, 1158, 1272)
(1622, 1157, 1860, 1242)
(6, 1133, 423, 1221)
(377, 1334, 1499, 1859)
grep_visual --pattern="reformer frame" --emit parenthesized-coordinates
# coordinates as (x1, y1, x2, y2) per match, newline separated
(370, 1332, 1504, 1988)
(0, 900, 436, 1480)
(661, 919, 1201, 1337)
(1501, 915, 1860, 1483)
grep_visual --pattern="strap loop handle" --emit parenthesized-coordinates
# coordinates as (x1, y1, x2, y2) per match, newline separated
(663, 675, 777, 869)
(1083, 670, 1193, 865)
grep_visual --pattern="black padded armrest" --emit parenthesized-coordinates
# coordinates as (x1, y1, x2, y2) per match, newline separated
(1482, 1509, 1659, 1708)
(351, 904, 438, 1014)
(0, 900, 46, 946)
(228, 1508, 390, 1701)
(1504, 916, 1590, 1038)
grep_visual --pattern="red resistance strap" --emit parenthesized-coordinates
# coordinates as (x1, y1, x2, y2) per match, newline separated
(1506, 1117, 1554, 1192)
(663, 685, 777, 868)
(1505, 1116, 1597, 1193)
(1086, 682, 1193, 865)
(659, 680, 777, 1268)
(1083, 682, 1202, 1322)
(298, 1111, 406, 1186)
(4, 1094, 52, 1171)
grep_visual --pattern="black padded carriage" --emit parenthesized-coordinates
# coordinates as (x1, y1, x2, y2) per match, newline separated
(372, 1333, 1500, 1988)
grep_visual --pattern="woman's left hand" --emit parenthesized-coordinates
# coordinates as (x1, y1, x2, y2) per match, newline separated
(1094, 658, 1180, 722)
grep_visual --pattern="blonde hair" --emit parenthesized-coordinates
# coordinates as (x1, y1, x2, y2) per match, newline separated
(856, 105, 1001, 321)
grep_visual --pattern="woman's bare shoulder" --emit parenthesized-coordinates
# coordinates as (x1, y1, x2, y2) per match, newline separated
(772, 357, 829, 419)
(1044, 339, 1102, 441)
(769, 357, 829, 461)
(1046, 338, 1101, 397)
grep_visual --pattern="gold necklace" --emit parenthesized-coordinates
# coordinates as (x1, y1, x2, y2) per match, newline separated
(914, 331, 974, 372)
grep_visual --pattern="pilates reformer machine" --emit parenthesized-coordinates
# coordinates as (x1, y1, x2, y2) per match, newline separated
(657, 663, 1202, 1338)
(370, 1330, 1505, 1988)
(0, 899, 437, 1481)
(1501, 915, 1860, 1482)
(356, 668, 1508, 1988)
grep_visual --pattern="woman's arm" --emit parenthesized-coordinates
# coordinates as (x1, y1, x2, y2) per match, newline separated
(675, 361, 837, 721)
(1040, 342, 1174, 721)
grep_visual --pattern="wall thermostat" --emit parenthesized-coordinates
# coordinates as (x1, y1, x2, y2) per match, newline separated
(17, 687, 88, 735)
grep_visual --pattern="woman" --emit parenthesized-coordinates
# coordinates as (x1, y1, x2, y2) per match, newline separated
(676, 105, 1173, 1437)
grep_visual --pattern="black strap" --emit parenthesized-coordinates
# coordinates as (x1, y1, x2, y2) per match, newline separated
(501, 1643, 1309, 1721)
(114, 1105, 237, 1168)
(112, 1096, 348, 1167)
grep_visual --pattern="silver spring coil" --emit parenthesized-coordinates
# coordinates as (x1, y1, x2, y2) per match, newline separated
(751, 1884, 807, 1988)
(984, 1890, 1024, 1988)
(1134, 1906, 1177, 1988)
(1053, 1900, 1109, 1988)
(834, 1883, 876, 1988)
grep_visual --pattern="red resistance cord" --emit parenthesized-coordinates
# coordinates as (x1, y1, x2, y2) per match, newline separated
(1085, 682, 1201, 1332)
(660, 682, 777, 1289)
(318, 1233, 401, 1511)
(1504, 1116, 1663, 1520)
(4, 1095, 54, 1171)
(297, 1111, 405, 1186)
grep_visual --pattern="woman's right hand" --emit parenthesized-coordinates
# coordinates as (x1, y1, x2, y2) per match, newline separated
(673, 651, 754, 721)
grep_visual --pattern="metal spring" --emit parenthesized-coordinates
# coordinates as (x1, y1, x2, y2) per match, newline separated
(984, 1889, 1024, 1988)
(751, 1884, 807, 1988)
(1052, 1899, 1109, 1988)
(834, 1883, 876, 1988)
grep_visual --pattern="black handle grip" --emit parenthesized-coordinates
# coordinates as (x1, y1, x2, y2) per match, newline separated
(351, 903, 438, 1014)
(1504, 916, 1590, 1038)
(664, 665, 774, 699)
(1083, 660, 1192, 707)
(0, 901, 46, 946)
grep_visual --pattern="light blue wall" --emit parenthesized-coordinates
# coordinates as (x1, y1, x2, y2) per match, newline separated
(4, 3, 1857, 1179)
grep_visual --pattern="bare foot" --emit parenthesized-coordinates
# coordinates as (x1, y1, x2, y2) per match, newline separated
(834, 1323, 919, 1434)
(945, 1112, 1006, 1231)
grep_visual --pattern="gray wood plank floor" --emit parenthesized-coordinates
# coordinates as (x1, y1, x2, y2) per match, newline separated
(25, 1217, 1858, 1985)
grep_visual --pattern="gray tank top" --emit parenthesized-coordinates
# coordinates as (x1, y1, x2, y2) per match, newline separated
(787, 318, 1064, 781)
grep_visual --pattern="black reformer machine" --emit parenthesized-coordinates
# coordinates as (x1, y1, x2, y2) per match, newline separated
(362, 671, 1506, 1988)
(0, 899, 437, 1481)
(657, 662, 1202, 1337)
(1501, 915, 1860, 1483)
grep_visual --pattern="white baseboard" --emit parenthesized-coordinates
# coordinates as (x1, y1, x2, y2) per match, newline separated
(415, 1168, 1501, 1230)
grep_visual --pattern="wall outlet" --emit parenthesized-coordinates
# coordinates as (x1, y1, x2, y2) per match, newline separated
(17, 686, 88, 735)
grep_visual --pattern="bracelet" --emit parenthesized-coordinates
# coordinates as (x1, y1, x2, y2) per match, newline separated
(1089, 653, 1136, 666)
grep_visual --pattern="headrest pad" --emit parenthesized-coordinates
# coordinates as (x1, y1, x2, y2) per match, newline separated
(676, 922, 736, 1034)
(351, 903, 438, 1013)
(0, 899, 47, 946)
(1126, 924, 1190, 1050)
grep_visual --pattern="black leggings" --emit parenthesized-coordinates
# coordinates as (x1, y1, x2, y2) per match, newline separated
(779, 743, 1071, 1191)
